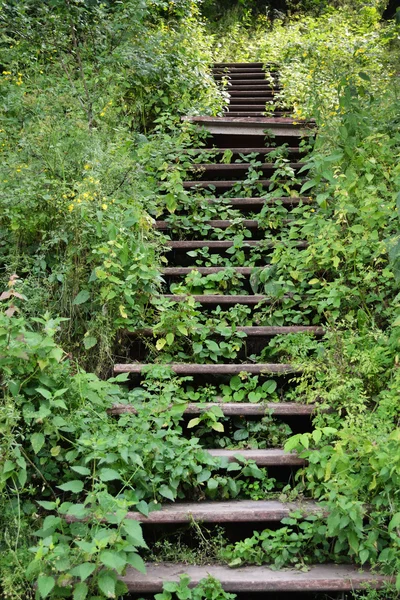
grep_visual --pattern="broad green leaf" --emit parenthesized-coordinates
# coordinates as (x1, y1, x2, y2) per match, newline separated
(166, 332, 174, 345)
(97, 570, 116, 598)
(37, 501, 56, 510)
(71, 466, 91, 476)
(73, 290, 90, 305)
(207, 478, 218, 491)
(57, 480, 84, 493)
(98, 468, 121, 482)
(187, 418, 200, 429)
(99, 550, 126, 573)
(31, 432, 45, 454)
(83, 336, 97, 350)
(70, 563, 96, 582)
(123, 519, 147, 547)
(36, 387, 52, 400)
(156, 338, 166, 351)
(127, 553, 147, 574)
(197, 469, 211, 483)
(73, 582, 88, 600)
(159, 484, 175, 501)
(212, 422, 224, 433)
(37, 575, 55, 598)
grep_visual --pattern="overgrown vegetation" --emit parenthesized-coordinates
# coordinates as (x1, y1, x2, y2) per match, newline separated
(1, 0, 400, 598)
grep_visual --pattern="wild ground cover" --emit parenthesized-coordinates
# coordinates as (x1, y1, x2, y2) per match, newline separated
(0, 0, 399, 598)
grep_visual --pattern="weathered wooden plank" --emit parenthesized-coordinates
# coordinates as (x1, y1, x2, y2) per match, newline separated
(122, 563, 392, 592)
(183, 116, 314, 137)
(156, 219, 259, 229)
(161, 266, 256, 275)
(166, 240, 307, 249)
(113, 363, 297, 375)
(110, 402, 316, 417)
(123, 500, 322, 523)
(191, 162, 306, 170)
(129, 326, 323, 337)
(207, 448, 304, 466)
(161, 266, 255, 275)
(159, 294, 270, 304)
(182, 179, 277, 189)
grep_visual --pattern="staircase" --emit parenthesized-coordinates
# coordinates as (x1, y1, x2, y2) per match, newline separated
(114, 63, 390, 596)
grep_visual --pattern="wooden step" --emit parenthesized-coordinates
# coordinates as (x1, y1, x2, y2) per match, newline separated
(228, 90, 278, 96)
(182, 179, 283, 190)
(160, 294, 270, 304)
(161, 266, 256, 275)
(156, 219, 260, 229)
(132, 326, 323, 337)
(166, 240, 307, 249)
(114, 363, 296, 375)
(191, 162, 305, 172)
(227, 112, 271, 117)
(213, 67, 269, 73)
(213, 62, 265, 68)
(188, 148, 305, 155)
(226, 104, 280, 110)
(183, 116, 313, 138)
(225, 80, 278, 86)
(111, 402, 316, 417)
(122, 563, 392, 592)
(215, 73, 267, 80)
(122, 500, 322, 523)
(206, 197, 311, 208)
(207, 448, 303, 466)
(161, 267, 261, 277)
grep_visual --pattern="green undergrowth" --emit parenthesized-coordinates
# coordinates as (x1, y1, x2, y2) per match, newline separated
(1, 0, 400, 598)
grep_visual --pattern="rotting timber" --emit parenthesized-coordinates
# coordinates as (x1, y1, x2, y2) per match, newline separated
(114, 62, 393, 596)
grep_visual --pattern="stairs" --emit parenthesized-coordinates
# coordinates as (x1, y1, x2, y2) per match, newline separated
(114, 63, 390, 596)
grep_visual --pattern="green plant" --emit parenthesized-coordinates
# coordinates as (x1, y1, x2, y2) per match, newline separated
(155, 574, 237, 600)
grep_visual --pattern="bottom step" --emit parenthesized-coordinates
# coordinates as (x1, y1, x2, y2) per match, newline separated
(122, 563, 392, 592)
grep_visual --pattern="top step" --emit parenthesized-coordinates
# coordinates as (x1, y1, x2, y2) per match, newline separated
(213, 62, 266, 68)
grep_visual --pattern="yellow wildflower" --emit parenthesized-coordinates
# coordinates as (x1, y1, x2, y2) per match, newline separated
(101, 203, 107, 210)
(68, 204, 74, 212)
(84, 164, 90, 170)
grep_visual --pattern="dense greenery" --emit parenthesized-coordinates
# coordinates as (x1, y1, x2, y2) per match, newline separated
(1, 0, 400, 598)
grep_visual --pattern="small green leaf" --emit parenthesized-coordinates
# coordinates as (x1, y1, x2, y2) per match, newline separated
(166, 332, 174, 345)
(127, 553, 147, 574)
(212, 422, 224, 433)
(57, 480, 84, 493)
(36, 387, 52, 400)
(73, 582, 88, 600)
(98, 468, 121, 482)
(71, 466, 91, 476)
(187, 418, 200, 429)
(156, 338, 167, 351)
(73, 290, 90, 305)
(70, 563, 96, 582)
(97, 570, 116, 598)
(123, 519, 147, 547)
(100, 550, 126, 574)
(197, 469, 211, 483)
(37, 575, 55, 598)
(83, 336, 97, 350)
(31, 432, 45, 454)
(159, 484, 175, 501)
(207, 478, 218, 491)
